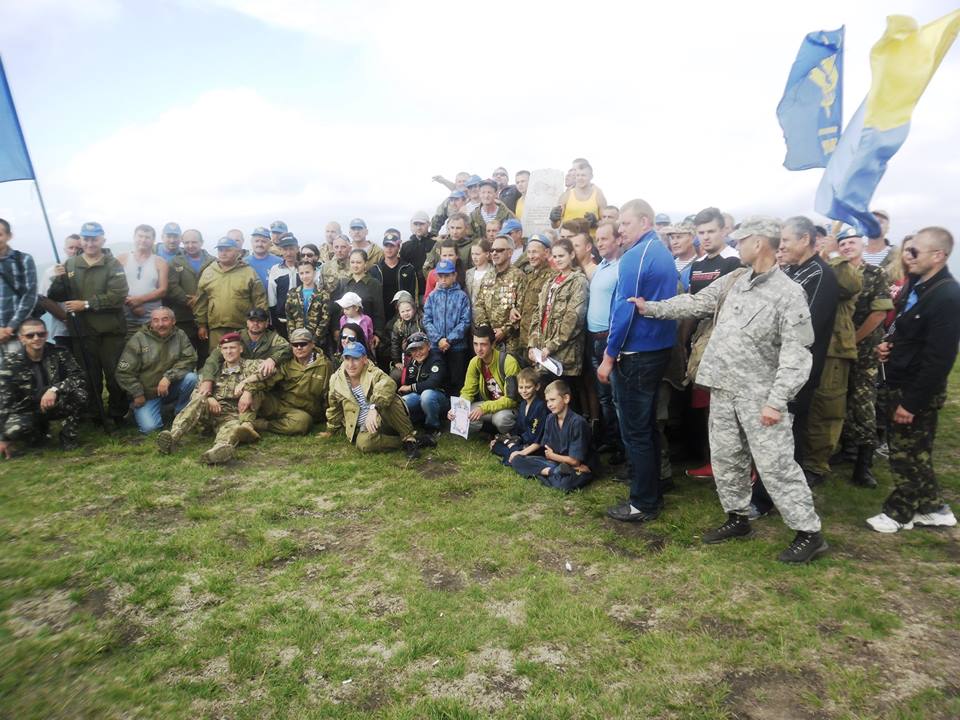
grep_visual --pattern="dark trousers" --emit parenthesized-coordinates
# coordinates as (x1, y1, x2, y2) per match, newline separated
(612, 348, 672, 513)
(443, 347, 468, 396)
(589, 333, 621, 450)
(74, 333, 127, 421)
(510, 455, 593, 492)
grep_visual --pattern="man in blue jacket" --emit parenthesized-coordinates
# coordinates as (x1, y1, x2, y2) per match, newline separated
(597, 199, 677, 523)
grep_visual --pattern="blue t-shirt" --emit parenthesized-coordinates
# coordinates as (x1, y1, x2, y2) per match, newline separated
(247, 253, 282, 290)
(302, 287, 315, 318)
(187, 255, 204, 274)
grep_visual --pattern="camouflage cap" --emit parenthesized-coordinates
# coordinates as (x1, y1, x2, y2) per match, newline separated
(665, 223, 695, 236)
(729, 216, 782, 241)
(289, 328, 315, 343)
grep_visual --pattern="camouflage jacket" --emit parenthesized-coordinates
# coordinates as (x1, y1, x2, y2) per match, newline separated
(285, 285, 332, 349)
(852, 263, 893, 348)
(474, 265, 524, 354)
(200, 328, 291, 381)
(527, 270, 589, 375)
(469, 202, 515, 241)
(208, 358, 265, 411)
(518, 265, 556, 349)
(320, 258, 350, 294)
(390, 313, 425, 365)
(644, 265, 814, 412)
(0, 344, 88, 440)
(115, 325, 197, 399)
(164, 250, 214, 323)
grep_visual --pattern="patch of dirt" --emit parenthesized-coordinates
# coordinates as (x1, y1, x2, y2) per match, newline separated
(441, 488, 473, 501)
(277, 646, 301, 668)
(697, 615, 755, 640)
(360, 640, 406, 664)
(77, 495, 124, 517)
(421, 561, 464, 592)
(507, 505, 547, 522)
(471, 558, 505, 583)
(603, 518, 668, 553)
(78, 586, 111, 619)
(419, 459, 459, 480)
(724, 669, 828, 720)
(485, 599, 525, 626)
(426, 645, 530, 712)
(367, 591, 407, 617)
(6, 589, 76, 637)
(523, 643, 567, 667)
(608, 604, 657, 635)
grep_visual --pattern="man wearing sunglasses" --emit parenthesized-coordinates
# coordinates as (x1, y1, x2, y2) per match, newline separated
(255, 328, 331, 435)
(0, 318, 89, 457)
(869, 226, 960, 533)
(473, 234, 524, 357)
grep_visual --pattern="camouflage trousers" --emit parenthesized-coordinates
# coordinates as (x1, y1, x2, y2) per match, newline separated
(882, 388, 947, 524)
(841, 346, 880, 449)
(2, 390, 87, 445)
(803, 357, 851, 475)
(710, 389, 821, 533)
(169, 394, 255, 448)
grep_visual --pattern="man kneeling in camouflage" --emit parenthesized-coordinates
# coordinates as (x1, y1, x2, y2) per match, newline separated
(156, 332, 261, 464)
(0, 318, 88, 457)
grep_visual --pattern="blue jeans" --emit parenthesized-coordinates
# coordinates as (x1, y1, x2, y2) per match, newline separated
(590, 333, 621, 449)
(612, 349, 671, 513)
(132, 372, 198, 434)
(402, 389, 449, 431)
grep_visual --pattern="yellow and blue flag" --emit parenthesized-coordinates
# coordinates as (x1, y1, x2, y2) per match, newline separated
(815, 11, 960, 237)
(0, 56, 36, 184)
(777, 27, 844, 170)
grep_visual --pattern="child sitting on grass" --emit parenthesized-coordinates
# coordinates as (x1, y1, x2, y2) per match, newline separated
(490, 367, 548, 466)
(390, 291, 425, 381)
(510, 379, 596, 492)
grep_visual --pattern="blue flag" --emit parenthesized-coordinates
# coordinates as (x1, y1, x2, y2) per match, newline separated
(777, 27, 844, 170)
(0, 56, 35, 184)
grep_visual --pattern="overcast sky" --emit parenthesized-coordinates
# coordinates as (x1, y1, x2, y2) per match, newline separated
(1, 0, 958, 274)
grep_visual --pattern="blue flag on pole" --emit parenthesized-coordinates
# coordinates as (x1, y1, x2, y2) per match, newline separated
(815, 12, 960, 237)
(777, 27, 844, 170)
(0, 56, 36, 184)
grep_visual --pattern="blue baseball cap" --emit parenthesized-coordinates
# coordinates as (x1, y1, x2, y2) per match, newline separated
(270, 220, 288, 234)
(501, 219, 522, 234)
(349, 218, 367, 230)
(342, 342, 367, 359)
(527, 233, 551, 248)
(215, 237, 239, 249)
(80, 221, 104, 238)
(251, 226, 270, 239)
(436, 259, 456, 275)
(464, 175, 483, 188)
(277, 233, 299, 248)
(162, 222, 182, 237)
(382, 229, 402, 246)
(448, 190, 466, 200)
(654, 213, 671, 225)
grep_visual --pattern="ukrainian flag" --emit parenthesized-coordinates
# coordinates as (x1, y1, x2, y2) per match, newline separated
(777, 27, 844, 170)
(815, 11, 960, 238)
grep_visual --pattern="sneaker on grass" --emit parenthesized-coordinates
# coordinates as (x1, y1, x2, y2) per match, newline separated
(866, 513, 914, 534)
(911, 505, 957, 528)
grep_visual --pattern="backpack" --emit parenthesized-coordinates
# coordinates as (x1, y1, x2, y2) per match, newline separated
(497, 348, 519, 401)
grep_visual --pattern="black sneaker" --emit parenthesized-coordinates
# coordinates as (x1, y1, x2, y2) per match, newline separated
(778, 531, 829, 564)
(59, 435, 81, 451)
(403, 439, 420, 460)
(416, 432, 438, 448)
(606, 502, 659, 523)
(702, 513, 753, 544)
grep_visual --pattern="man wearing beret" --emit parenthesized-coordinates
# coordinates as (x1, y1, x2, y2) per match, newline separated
(156, 332, 263, 464)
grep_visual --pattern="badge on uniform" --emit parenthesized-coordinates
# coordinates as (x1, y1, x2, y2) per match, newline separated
(431, 365, 439, 372)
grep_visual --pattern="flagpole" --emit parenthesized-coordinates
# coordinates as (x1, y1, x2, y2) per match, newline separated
(33, 180, 60, 264)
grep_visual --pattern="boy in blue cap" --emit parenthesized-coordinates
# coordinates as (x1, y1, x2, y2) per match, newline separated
(423, 259, 471, 394)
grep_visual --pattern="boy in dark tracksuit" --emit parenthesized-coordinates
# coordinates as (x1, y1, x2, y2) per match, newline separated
(491, 367, 547, 465)
(397, 332, 449, 434)
(511, 379, 596, 492)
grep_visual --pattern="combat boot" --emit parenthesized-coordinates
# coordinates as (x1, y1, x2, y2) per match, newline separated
(702, 513, 753, 544)
(233, 422, 261, 445)
(252, 418, 270, 433)
(156, 429, 179, 454)
(778, 531, 829, 563)
(850, 446, 877, 488)
(201, 443, 235, 464)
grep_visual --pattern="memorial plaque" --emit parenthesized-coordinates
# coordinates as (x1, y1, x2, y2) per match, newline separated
(520, 168, 564, 237)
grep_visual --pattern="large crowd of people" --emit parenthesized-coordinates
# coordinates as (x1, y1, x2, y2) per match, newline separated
(1, 158, 958, 565)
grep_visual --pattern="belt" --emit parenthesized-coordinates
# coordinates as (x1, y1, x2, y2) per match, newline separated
(588, 330, 609, 339)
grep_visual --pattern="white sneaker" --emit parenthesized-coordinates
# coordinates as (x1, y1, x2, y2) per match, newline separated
(866, 513, 914, 534)
(912, 505, 958, 527)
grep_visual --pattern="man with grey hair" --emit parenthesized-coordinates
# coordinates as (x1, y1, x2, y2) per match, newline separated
(632, 217, 827, 564)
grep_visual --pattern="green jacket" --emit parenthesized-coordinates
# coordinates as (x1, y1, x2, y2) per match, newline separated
(165, 250, 214, 323)
(200, 328, 291, 381)
(47, 252, 129, 336)
(527, 269, 589, 375)
(265, 353, 332, 420)
(285, 286, 332, 349)
(115, 325, 198, 399)
(422, 235, 474, 273)
(460, 349, 519, 414)
(469, 201, 515, 241)
(518, 265, 556, 349)
(326, 361, 399, 440)
(826, 256, 863, 361)
(194, 260, 268, 331)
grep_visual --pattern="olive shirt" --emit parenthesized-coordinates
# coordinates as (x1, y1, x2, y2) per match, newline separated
(46, 252, 129, 337)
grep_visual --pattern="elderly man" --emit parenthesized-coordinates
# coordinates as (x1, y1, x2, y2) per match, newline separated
(247, 226, 281, 291)
(47, 221, 130, 426)
(255, 328, 331, 435)
(870, 227, 960, 533)
(0, 318, 88, 456)
(115, 307, 198, 434)
(156, 332, 262, 464)
(634, 216, 826, 563)
(396, 331, 448, 436)
(321, 234, 353, 294)
(194, 237, 268, 348)
(320, 341, 423, 458)
(401, 211, 436, 300)
(474, 233, 524, 356)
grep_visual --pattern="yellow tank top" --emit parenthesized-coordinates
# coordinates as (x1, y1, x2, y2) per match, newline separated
(515, 195, 525, 220)
(561, 186, 600, 235)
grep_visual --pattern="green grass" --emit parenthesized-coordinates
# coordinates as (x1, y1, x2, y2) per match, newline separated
(1, 368, 959, 719)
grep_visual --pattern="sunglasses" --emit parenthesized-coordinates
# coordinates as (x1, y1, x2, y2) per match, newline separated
(291, 341, 311, 348)
(904, 246, 939, 259)
(22, 331, 48, 339)
(491, 247, 509, 254)
(341, 335, 358, 342)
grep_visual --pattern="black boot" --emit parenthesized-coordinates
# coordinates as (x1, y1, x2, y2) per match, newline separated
(850, 445, 878, 488)
(702, 512, 753, 544)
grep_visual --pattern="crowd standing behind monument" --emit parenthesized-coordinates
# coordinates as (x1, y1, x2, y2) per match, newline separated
(1, 158, 959, 564)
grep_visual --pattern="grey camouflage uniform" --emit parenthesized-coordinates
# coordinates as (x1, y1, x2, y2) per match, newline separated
(644, 265, 821, 532)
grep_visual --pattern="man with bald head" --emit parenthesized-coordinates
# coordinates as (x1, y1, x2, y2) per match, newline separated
(319, 221, 342, 264)
(115, 306, 198, 434)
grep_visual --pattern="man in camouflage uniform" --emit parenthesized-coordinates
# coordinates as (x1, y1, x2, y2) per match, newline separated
(0, 318, 88, 456)
(198, 308, 290, 387)
(513, 234, 555, 353)
(164, 229, 214, 364)
(469, 179, 516, 241)
(156, 332, 263, 464)
(835, 229, 893, 487)
(868, 226, 960, 533)
(637, 217, 827, 564)
(474, 233, 524, 357)
(255, 328, 331, 435)
(320, 234, 352, 294)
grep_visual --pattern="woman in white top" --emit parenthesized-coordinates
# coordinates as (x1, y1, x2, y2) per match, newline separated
(118, 224, 168, 336)
(465, 239, 492, 307)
